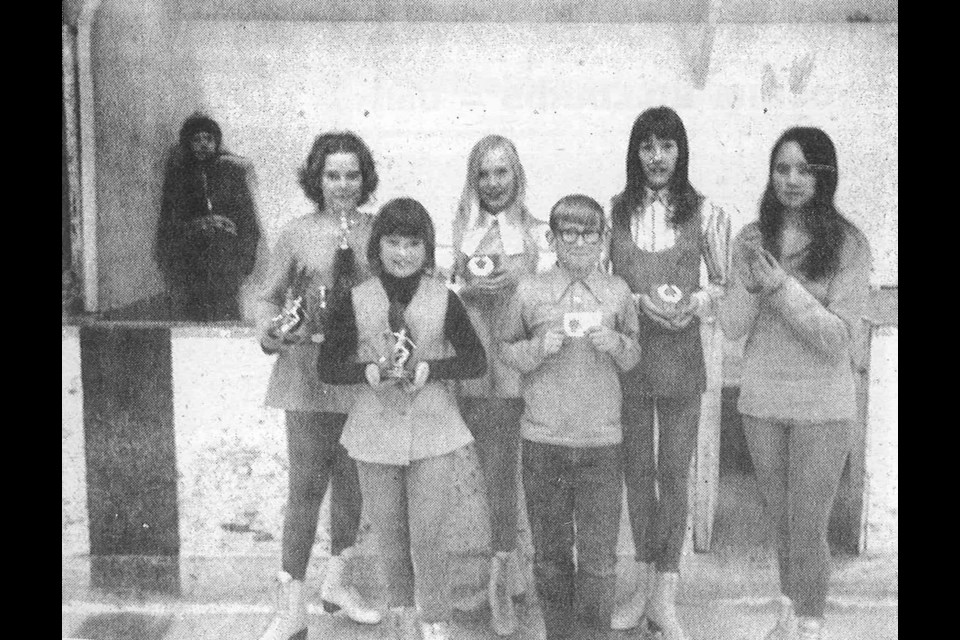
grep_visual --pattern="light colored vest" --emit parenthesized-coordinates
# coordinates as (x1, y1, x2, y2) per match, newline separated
(340, 275, 473, 465)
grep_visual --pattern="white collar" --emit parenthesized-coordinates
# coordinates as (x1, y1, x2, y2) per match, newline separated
(460, 208, 525, 256)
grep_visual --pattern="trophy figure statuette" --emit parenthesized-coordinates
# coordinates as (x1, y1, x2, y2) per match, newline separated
(268, 264, 328, 344)
(379, 327, 417, 381)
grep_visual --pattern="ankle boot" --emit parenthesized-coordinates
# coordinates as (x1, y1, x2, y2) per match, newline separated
(611, 561, 653, 630)
(259, 571, 308, 640)
(644, 571, 690, 640)
(320, 553, 383, 625)
(763, 595, 798, 640)
(420, 620, 454, 640)
(796, 616, 824, 640)
(488, 552, 518, 636)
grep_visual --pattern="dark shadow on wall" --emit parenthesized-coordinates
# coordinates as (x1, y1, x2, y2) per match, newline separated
(91, 0, 207, 317)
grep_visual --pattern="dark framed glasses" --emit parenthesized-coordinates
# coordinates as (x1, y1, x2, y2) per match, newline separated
(556, 227, 603, 245)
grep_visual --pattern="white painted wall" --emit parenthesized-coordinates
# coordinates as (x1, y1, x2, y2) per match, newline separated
(169, 20, 897, 284)
(866, 326, 897, 554)
(89, 17, 897, 313)
(61, 328, 898, 556)
(61, 328, 88, 556)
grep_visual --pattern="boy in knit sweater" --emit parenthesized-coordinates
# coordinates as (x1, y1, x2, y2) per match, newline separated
(501, 195, 640, 639)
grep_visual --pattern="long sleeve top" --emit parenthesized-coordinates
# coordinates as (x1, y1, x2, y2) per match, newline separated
(722, 221, 871, 422)
(156, 151, 260, 284)
(501, 265, 641, 447)
(257, 212, 373, 412)
(628, 188, 732, 317)
(318, 272, 487, 384)
(453, 206, 546, 397)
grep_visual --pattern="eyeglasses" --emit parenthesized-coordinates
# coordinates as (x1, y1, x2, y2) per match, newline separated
(555, 228, 603, 245)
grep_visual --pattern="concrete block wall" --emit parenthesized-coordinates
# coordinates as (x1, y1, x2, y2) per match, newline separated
(62, 325, 898, 560)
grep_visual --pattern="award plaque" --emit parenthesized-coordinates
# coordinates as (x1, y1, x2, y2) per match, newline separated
(653, 283, 684, 314)
(563, 310, 602, 337)
(467, 254, 499, 278)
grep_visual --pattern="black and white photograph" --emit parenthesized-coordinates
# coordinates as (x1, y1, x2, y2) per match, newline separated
(62, 2, 898, 639)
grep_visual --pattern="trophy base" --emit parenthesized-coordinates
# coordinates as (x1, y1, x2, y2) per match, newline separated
(380, 366, 412, 381)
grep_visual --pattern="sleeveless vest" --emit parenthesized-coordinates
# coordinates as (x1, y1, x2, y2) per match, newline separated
(340, 275, 473, 465)
(610, 201, 707, 397)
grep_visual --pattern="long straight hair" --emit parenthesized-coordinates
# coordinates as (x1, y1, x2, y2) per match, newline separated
(759, 127, 851, 281)
(452, 135, 535, 250)
(611, 106, 702, 229)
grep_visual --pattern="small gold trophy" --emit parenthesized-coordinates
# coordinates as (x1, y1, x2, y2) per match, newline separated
(379, 328, 417, 381)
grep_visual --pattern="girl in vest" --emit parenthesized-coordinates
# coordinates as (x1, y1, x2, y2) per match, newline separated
(451, 135, 545, 636)
(609, 107, 731, 640)
(318, 198, 487, 640)
(256, 132, 382, 640)
(722, 128, 870, 640)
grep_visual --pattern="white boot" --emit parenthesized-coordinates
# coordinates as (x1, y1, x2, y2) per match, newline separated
(611, 561, 654, 630)
(645, 571, 690, 640)
(488, 552, 518, 636)
(320, 553, 383, 625)
(797, 616, 824, 640)
(259, 571, 308, 640)
(764, 595, 798, 640)
(420, 620, 454, 640)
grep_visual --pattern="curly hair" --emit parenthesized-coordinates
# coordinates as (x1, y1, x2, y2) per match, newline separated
(759, 127, 852, 281)
(298, 131, 378, 208)
(611, 106, 702, 229)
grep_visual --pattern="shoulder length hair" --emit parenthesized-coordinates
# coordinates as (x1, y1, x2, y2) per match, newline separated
(611, 106, 702, 229)
(452, 135, 536, 249)
(298, 131, 379, 209)
(366, 198, 437, 276)
(759, 126, 853, 281)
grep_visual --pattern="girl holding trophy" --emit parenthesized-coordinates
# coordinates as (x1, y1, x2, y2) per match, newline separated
(451, 135, 546, 636)
(608, 107, 731, 640)
(318, 198, 487, 640)
(257, 132, 382, 640)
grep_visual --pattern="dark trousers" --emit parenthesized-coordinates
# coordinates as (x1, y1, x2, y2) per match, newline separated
(743, 416, 851, 618)
(459, 397, 522, 553)
(523, 440, 622, 640)
(621, 394, 700, 572)
(282, 411, 362, 580)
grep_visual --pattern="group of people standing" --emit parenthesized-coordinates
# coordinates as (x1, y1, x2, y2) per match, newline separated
(250, 106, 870, 640)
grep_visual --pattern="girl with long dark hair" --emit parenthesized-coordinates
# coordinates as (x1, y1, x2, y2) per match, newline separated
(609, 107, 732, 640)
(722, 127, 871, 640)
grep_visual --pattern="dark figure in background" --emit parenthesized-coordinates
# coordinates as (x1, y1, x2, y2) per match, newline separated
(156, 113, 261, 321)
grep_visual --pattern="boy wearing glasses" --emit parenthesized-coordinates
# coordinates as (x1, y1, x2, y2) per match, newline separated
(501, 195, 640, 640)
